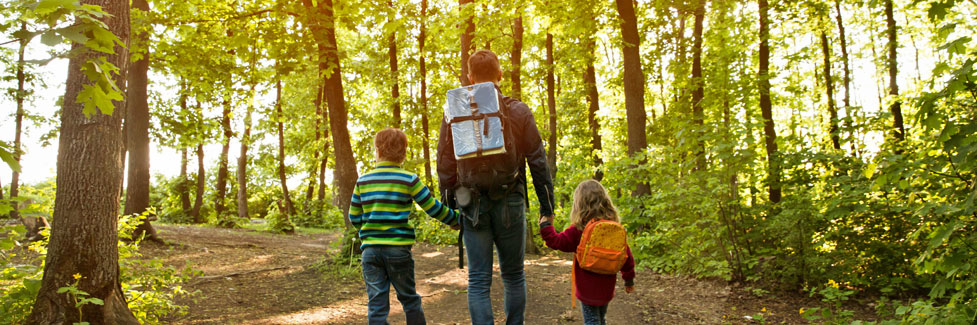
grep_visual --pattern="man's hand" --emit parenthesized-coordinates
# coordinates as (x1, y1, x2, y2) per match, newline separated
(538, 215, 554, 226)
(625, 286, 635, 294)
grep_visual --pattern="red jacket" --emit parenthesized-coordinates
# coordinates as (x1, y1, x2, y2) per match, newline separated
(540, 223, 636, 306)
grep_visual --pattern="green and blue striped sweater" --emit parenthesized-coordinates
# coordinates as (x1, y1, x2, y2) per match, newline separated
(349, 161, 458, 248)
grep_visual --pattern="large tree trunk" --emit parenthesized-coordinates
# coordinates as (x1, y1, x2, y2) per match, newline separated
(388, 1, 401, 128)
(835, 0, 855, 155)
(614, 0, 649, 196)
(27, 0, 139, 322)
(419, 0, 433, 186)
(10, 22, 26, 221)
(124, 0, 157, 241)
(237, 84, 255, 220)
(583, 37, 603, 181)
(691, 0, 706, 171)
(545, 33, 557, 179)
(759, 0, 781, 203)
(820, 27, 841, 150)
(459, 0, 474, 86)
(302, 0, 358, 225)
(215, 94, 232, 218)
(275, 78, 296, 217)
(884, 0, 904, 143)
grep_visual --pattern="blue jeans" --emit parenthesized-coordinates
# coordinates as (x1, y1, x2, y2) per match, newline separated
(463, 192, 526, 325)
(361, 245, 425, 325)
(580, 302, 608, 325)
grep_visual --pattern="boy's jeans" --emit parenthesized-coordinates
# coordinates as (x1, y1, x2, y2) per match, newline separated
(361, 245, 425, 325)
(580, 301, 608, 325)
(463, 193, 527, 325)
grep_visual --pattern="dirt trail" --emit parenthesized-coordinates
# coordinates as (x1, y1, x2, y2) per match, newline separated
(147, 224, 816, 324)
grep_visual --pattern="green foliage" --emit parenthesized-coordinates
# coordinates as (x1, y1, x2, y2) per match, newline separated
(265, 202, 295, 234)
(57, 273, 105, 325)
(800, 280, 857, 324)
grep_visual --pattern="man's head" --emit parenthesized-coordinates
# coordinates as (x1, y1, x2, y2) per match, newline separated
(468, 49, 503, 85)
(374, 127, 407, 164)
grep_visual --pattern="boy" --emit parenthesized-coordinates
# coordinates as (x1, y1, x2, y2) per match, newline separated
(349, 127, 459, 325)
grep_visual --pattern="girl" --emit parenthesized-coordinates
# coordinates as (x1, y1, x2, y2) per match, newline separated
(539, 179, 635, 325)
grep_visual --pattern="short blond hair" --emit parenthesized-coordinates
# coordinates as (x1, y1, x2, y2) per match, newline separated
(570, 179, 619, 229)
(374, 127, 407, 163)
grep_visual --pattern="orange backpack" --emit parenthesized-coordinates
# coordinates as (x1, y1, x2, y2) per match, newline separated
(575, 220, 629, 274)
(570, 219, 628, 308)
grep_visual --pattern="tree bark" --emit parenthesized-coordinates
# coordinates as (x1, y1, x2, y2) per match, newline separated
(27, 0, 139, 322)
(306, 77, 323, 203)
(420, 0, 433, 186)
(302, 0, 358, 224)
(511, 15, 523, 100)
(388, 0, 401, 128)
(545, 33, 557, 179)
(179, 147, 191, 213)
(583, 37, 603, 181)
(191, 140, 205, 223)
(691, 0, 706, 171)
(124, 0, 158, 241)
(884, 0, 905, 143)
(820, 27, 841, 150)
(459, 0, 474, 86)
(834, 0, 855, 155)
(759, 0, 781, 203)
(275, 78, 296, 217)
(317, 79, 330, 201)
(10, 22, 26, 222)
(237, 84, 255, 220)
(614, 0, 649, 196)
(215, 93, 232, 218)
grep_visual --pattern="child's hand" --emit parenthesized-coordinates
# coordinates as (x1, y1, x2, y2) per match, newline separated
(625, 286, 634, 294)
(538, 215, 554, 225)
(450, 223, 461, 231)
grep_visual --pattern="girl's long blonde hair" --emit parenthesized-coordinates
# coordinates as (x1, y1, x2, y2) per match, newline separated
(569, 179, 619, 229)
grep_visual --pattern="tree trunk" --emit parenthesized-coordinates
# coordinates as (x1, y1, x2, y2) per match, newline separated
(545, 33, 557, 179)
(459, 0, 475, 86)
(237, 84, 255, 220)
(758, 0, 781, 203)
(834, 0, 855, 155)
(317, 80, 330, 201)
(302, 0, 358, 225)
(179, 147, 191, 213)
(820, 27, 841, 150)
(10, 22, 26, 222)
(420, 0, 433, 186)
(691, 0, 706, 171)
(583, 37, 603, 181)
(191, 141, 205, 223)
(614, 0, 649, 196)
(511, 15, 523, 100)
(884, 0, 905, 143)
(215, 94, 232, 218)
(124, 0, 157, 241)
(388, 1, 401, 128)
(275, 78, 296, 217)
(27, 0, 139, 322)
(306, 77, 323, 203)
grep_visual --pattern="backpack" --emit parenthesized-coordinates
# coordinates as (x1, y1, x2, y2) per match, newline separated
(575, 220, 629, 275)
(445, 82, 521, 193)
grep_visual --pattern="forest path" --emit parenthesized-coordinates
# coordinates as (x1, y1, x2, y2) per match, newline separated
(146, 224, 808, 324)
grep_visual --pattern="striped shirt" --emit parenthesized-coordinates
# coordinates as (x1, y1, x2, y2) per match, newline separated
(349, 161, 458, 248)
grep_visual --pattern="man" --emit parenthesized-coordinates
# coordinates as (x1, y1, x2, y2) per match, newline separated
(437, 49, 555, 325)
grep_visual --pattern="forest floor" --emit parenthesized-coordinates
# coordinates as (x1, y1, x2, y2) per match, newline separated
(144, 223, 881, 324)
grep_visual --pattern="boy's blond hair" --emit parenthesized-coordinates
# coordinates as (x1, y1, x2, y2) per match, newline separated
(569, 179, 619, 229)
